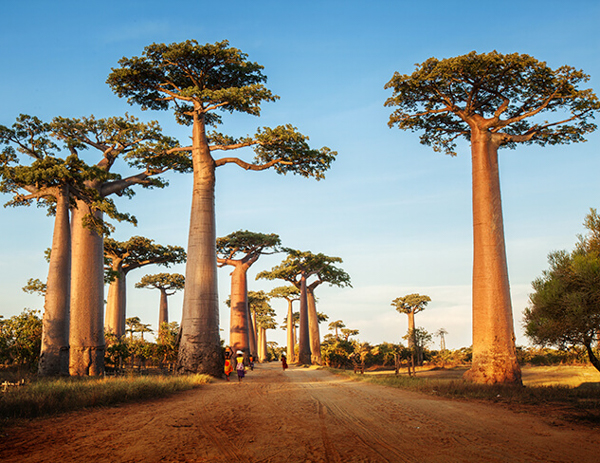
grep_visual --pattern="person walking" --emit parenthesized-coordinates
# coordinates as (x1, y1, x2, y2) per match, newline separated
(235, 350, 246, 383)
(281, 354, 288, 371)
(223, 347, 233, 381)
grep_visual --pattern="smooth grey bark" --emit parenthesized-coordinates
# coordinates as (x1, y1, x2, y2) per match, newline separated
(38, 186, 71, 376)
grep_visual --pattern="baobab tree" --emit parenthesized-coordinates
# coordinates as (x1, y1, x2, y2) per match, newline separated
(269, 285, 300, 362)
(246, 290, 274, 362)
(108, 40, 336, 376)
(257, 249, 350, 365)
(104, 236, 186, 338)
(436, 328, 448, 351)
(1, 115, 116, 376)
(50, 114, 188, 376)
(306, 265, 350, 364)
(217, 230, 280, 355)
(135, 273, 185, 335)
(385, 51, 600, 384)
(329, 320, 345, 339)
(392, 293, 431, 367)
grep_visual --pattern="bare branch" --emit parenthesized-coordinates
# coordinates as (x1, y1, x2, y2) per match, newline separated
(214, 157, 293, 170)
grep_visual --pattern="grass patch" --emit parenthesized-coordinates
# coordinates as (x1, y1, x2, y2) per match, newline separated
(332, 367, 600, 425)
(0, 373, 210, 425)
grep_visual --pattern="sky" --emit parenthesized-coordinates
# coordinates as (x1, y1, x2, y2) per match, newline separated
(1, 0, 599, 351)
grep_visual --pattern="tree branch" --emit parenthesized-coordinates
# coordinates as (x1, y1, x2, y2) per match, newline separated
(214, 157, 293, 170)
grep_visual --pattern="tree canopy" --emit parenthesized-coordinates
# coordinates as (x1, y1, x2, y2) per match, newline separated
(524, 209, 600, 372)
(391, 293, 431, 315)
(107, 40, 336, 178)
(385, 51, 600, 156)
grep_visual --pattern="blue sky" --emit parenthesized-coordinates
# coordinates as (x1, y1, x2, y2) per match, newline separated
(1, 0, 599, 350)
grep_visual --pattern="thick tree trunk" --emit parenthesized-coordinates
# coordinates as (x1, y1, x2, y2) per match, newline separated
(158, 288, 169, 329)
(307, 287, 322, 365)
(464, 129, 522, 385)
(69, 201, 105, 376)
(249, 308, 258, 358)
(297, 275, 311, 365)
(229, 264, 251, 354)
(286, 300, 295, 362)
(258, 327, 268, 362)
(407, 311, 415, 348)
(105, 264, 126, 338)
(177, 115, 223, 376)
(38, 186, 70, 376)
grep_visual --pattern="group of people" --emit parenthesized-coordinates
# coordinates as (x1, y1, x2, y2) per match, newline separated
(223, 347, 288, 382)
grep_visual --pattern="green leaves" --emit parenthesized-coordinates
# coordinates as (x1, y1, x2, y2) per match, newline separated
(216, 230, 281, 261)
(104, 236, 187, 272)
(525, 209, 600, 360)
(385, 51, 600, 155)
(107, 40, 277, 126)
(253, 124, 336, 179)
(257, 248, 351, 288)
(391, 293, 431, 315)
(136, 273, 185, 292)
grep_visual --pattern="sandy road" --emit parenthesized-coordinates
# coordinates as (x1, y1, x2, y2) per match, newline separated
(1, 363, 598, 462)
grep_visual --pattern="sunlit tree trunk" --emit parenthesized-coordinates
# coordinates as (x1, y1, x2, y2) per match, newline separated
(286, 299, 295, 362)
(177, 114, 222, 376)
(69, 200, 105, 376)
(229, 263, 250, 354)
(249, 306, 258, 358)
(105, 262, 126, 338)
(464, 128, 521, 385)
(38, 186, 70, 376)
(307, 287, 322, 365)
(298, 275, 311, 364)
(257, 327, 268, 362)
(158, 288, 169, 328)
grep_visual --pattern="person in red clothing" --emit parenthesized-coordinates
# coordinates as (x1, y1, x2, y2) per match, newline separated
(223, 347, 233, 381)
(281, 354, 288, 371)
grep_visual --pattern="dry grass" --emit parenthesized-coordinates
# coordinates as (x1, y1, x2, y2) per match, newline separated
(0, 374, 210, 425)
(334, 364, 600, 426)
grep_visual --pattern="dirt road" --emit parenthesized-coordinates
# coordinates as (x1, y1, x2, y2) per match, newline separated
(1, 363, 598, 462)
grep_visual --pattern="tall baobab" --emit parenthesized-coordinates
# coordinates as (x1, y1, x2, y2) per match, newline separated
(51, 114, 188, 376)
(269, 285, 300, 363)
(328, 320, 345, 339)
(217, 230, 280, 355)
(104, 236, 186, 338)
(392, 293, 431, 366)
(135, 273, 185, 335)
(385, 51, 599, 384)
(108, 40, 336, 376)
(258, 249, 351, 365)
(436, 328, 448, 351)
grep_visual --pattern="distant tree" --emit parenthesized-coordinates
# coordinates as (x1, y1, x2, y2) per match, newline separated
(392, 293, 431, 367)
(328, 320, 346, 339)
(524, 209, 600, 372)
(108, 40, 336, 376)
(269, 285, 300, 362)
(0, 309, 43, 368)
(436, 328, 448, 351)
(156, 321, 180, 365)
(386, 51, 600, 384)
(136, 273, 185, 334)
(104, 237, 186, 337)
(341, 328, 359, 341)
(217, 230, 280, 355)
(125, 317, 142, 341)
(246, 290, 275, 362)
(258, 249, 351, 365)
